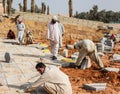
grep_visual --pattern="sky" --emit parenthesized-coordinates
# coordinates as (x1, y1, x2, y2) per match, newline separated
(12, 0, 120, 15)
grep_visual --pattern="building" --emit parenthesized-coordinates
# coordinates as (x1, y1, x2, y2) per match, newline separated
(0, 0, 3, 14)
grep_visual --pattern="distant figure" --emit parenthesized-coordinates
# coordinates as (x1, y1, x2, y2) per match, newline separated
(58, 20, 65, 48)
(74, 39, 104, 69)
(7, 29, 15, 39)
(47, 16, 60, 60)
(110, 34, 116, 41)
(16, 18, 25, 45)
(14, 14, 20, 24)
(25, 29, 34, 44)
(24, 62, 72, 94)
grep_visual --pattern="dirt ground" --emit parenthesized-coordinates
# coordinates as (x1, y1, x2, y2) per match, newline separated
(35, 38, 120, 94)
(60, 43, 120, 94)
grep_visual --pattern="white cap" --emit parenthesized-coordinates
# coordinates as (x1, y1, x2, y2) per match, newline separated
(52, 16, 58, 21)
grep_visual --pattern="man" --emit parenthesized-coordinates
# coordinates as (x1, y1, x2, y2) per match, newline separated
(25, 29, 34, 45)
(25, 62, 72, 94)
(7, 29, 16, 39)
(16, 18, 25, 45)
(47, 16, 60, 60)
(74, 39, 104, 69)
(58, 20, 65, 48)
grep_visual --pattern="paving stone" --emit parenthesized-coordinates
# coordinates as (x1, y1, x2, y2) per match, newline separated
(83, 83, 107, 91)
(0, 38, 77, 93)
(112, 54, 120, 62)
(102, 67, 120, 73)
(6, 74, 26, 84)
(0, 73, 7, 85)
(0, 86, 10, 93)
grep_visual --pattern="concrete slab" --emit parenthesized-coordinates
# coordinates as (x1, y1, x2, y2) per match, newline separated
(111, 54, 120, 62)
(83, 83, 107, 91)
(0, 38, 78, 93)
(102, 67, 120, 73)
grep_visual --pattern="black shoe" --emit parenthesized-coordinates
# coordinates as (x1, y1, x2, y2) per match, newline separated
(74, 65, 81, 69)
(52, 56, 57, 60)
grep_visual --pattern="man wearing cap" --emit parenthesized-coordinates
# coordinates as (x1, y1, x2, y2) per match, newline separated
(24, 62, 72, 94)
(47, 16, 60, 60)
(16, 18, 25, 45)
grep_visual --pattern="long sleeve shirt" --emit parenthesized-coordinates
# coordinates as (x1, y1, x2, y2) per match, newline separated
(74, 39, 96, 53)
(27, 66, 72, 94)
(47, 22, 60, 44)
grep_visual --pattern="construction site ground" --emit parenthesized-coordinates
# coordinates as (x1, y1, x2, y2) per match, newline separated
(0, 16, 120, 94)
(0, 38, 120, 94)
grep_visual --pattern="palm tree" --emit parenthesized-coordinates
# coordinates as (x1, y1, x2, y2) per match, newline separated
(31, 0, 35, 12)
(23, 0, 27, 12)
(7, 0, 13, 15)
(68, 0, 73, 17)
(41, 2, 46, 14)
(3, 0, 6, 13)
(47, 5, 50, 15)
(35, 4, 41, 13)
(19, 3, 23, 12)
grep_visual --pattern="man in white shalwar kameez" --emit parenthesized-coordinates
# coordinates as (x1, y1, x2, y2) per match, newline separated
(24, 62, 72, 94)
(16, 19, 25, 45)
(47, 16, 60, 60)
(74, 39, 104, 69)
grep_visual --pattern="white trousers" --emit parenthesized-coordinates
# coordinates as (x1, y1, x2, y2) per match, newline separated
(18, 31, 24, 45)
(50, 41, 59, 57)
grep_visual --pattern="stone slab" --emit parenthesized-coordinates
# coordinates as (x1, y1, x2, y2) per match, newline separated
(102, 67, 120, 73)
(83, 83, 107, 91)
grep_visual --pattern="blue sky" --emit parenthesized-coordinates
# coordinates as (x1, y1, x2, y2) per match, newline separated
(12, 0, 120, 15)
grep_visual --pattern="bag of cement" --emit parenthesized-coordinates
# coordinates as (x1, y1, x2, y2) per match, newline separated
(4, 52, 13, 63)
(80, 57, 91, 70)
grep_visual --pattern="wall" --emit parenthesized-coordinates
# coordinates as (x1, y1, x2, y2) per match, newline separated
(13, 12, 104, 29)
(0, 12, 119, 43)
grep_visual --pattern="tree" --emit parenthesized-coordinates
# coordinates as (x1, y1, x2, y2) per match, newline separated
(41, 2, 46, 14)
(23, 0, 27, 12)
(74, 5, 120, 23)
(35, 4, 41, 13)
(68, 0, 73, 17)
(88, 5, 98, 20)
(31, 0, 35, 13)
(7, 0, 13, 15)
(19, 3, 23, 12)
(47, 5, 50, 15)
(3, 0, 6, 13)
(97, 10, 106, 22)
